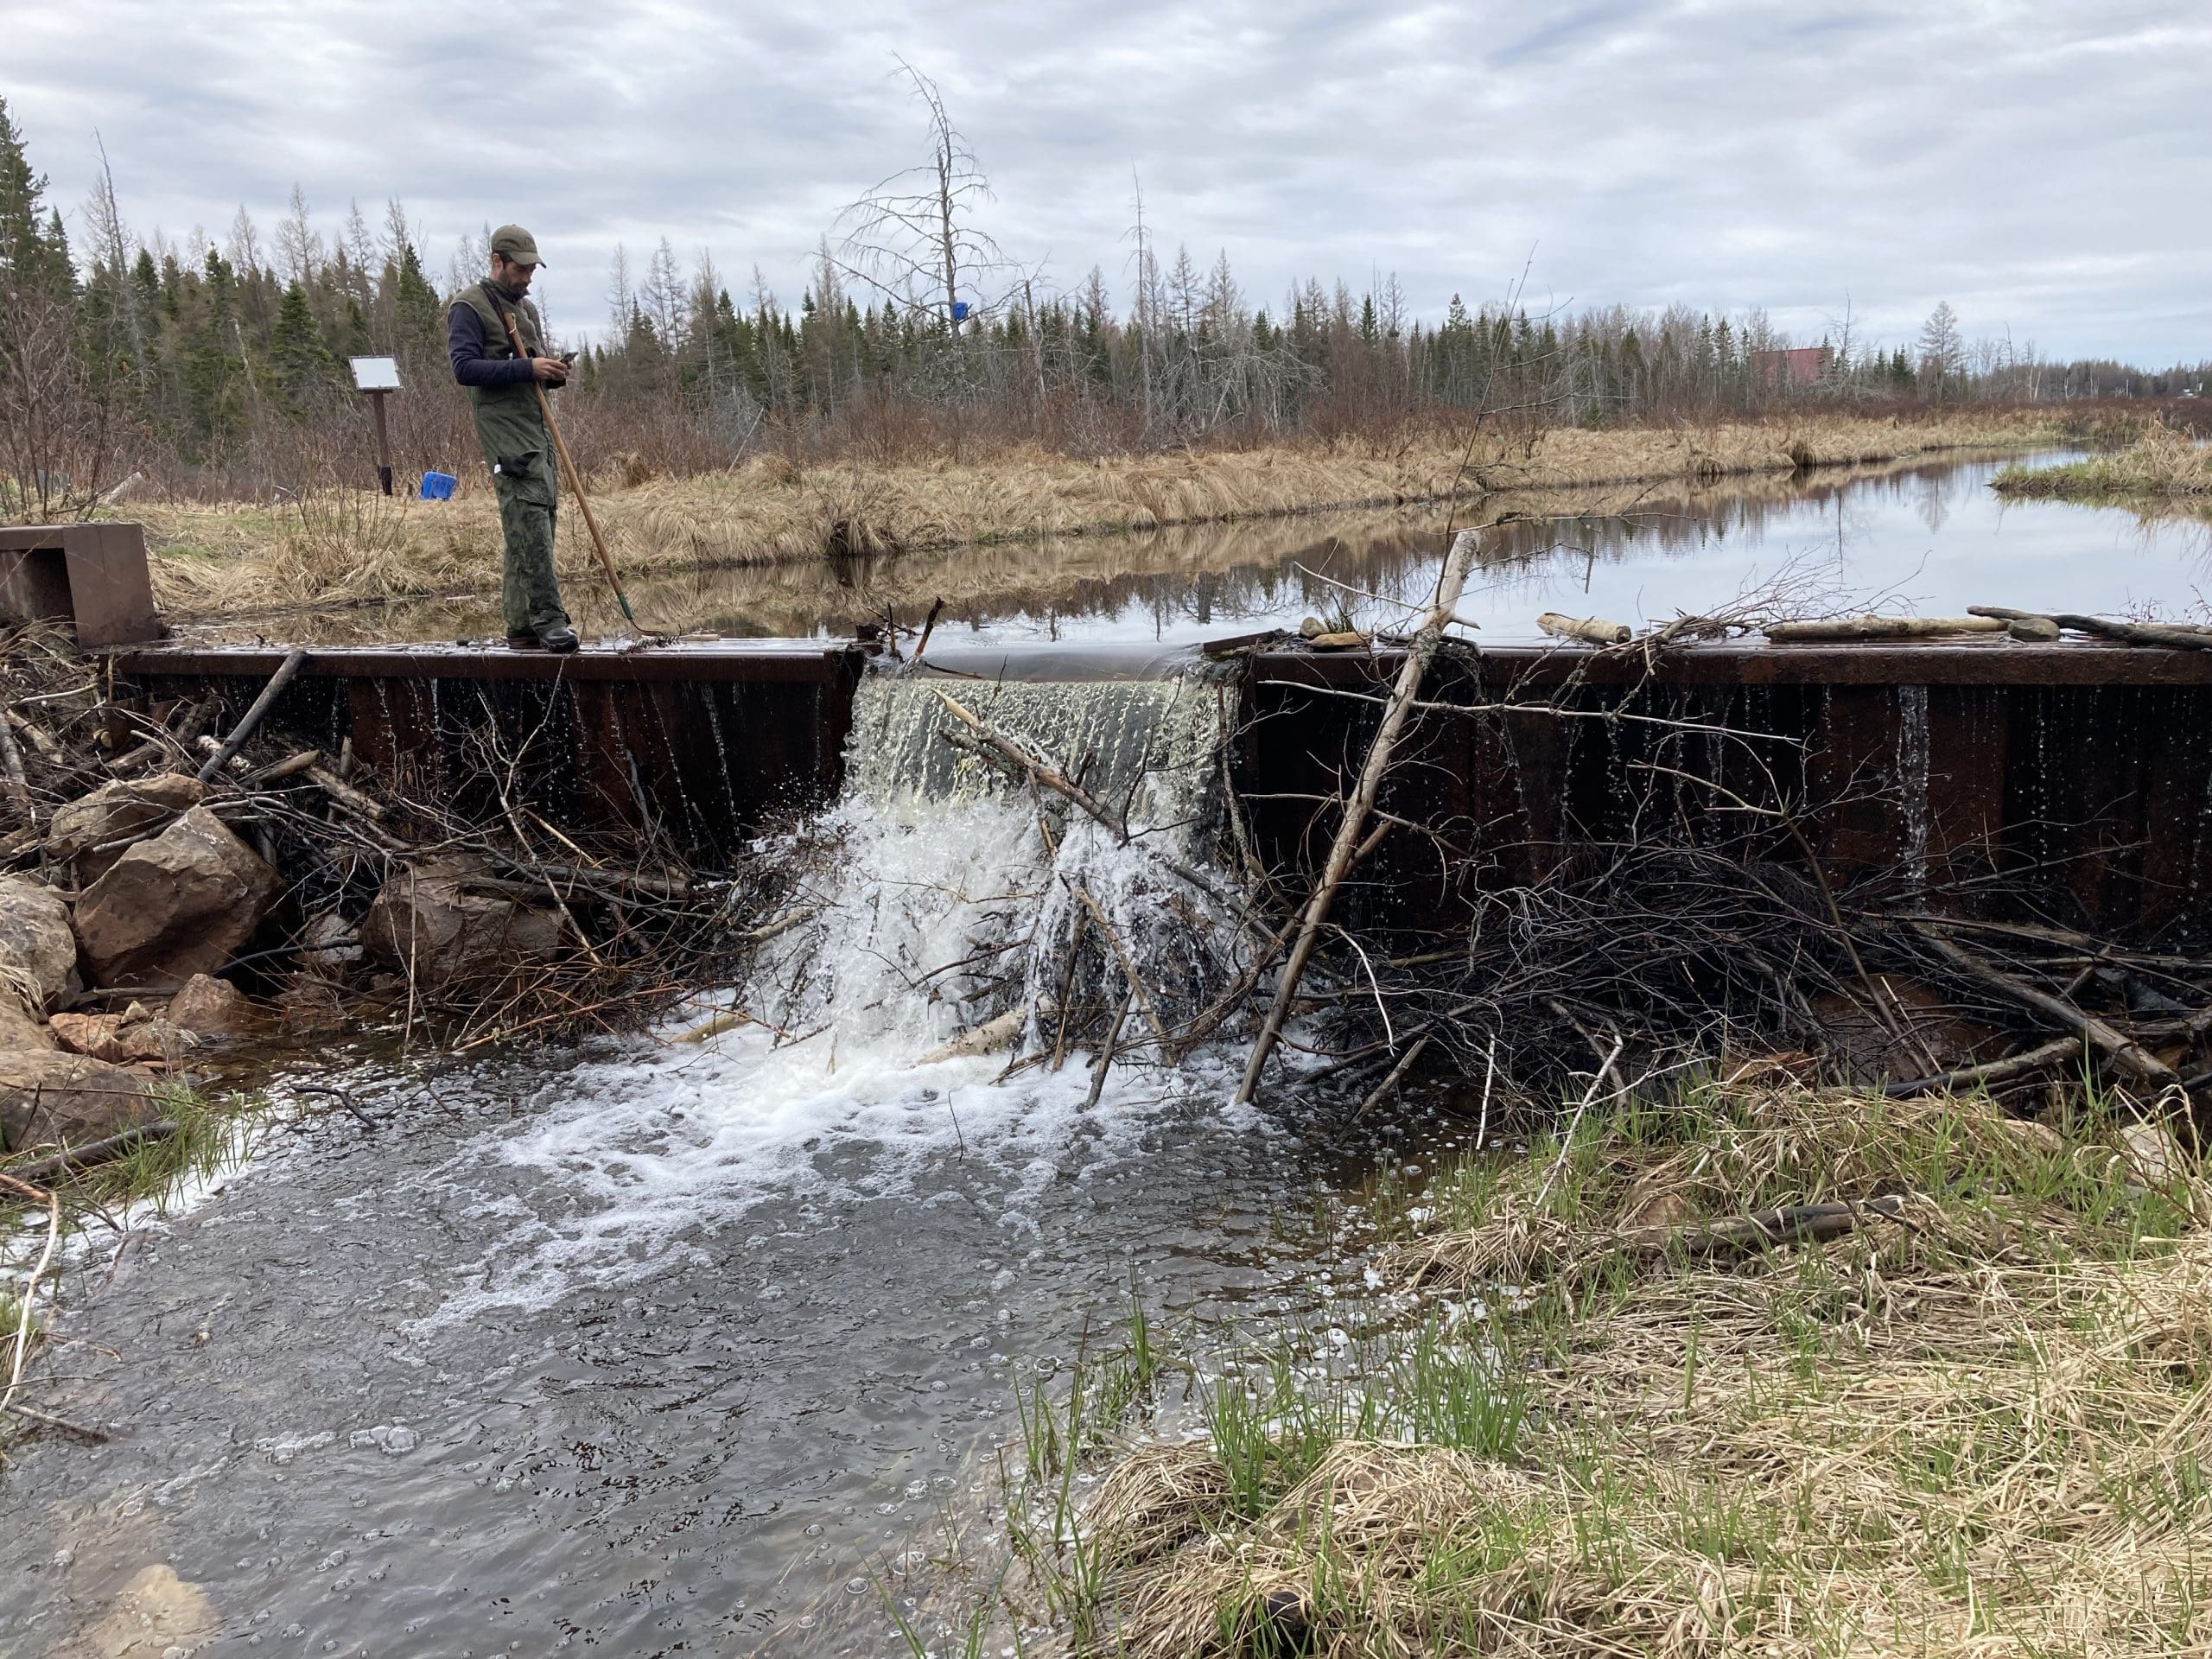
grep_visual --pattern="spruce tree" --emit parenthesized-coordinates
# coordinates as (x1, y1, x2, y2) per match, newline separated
(389, 242, 442, 357)
(269, 280, 337, 411)
(181, 248, 246, 453)
(0, 94, 54, 301)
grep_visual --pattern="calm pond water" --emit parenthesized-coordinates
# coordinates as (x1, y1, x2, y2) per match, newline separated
(193, 448, 2212, 652)
(8, 448, 2206, 1656)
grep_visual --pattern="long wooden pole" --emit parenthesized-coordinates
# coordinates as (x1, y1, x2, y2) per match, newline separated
(367, 389, 394, 496)
(492, 304, 641, 631)
(1913, 926, 2178, 1087)
(1234, 524, 1485, 1106)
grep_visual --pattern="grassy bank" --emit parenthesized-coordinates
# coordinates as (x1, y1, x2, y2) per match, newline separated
(1993, 423, 2212, 506)
(998, 1084, 2210, 1656)
(142, 410, 2067, 620)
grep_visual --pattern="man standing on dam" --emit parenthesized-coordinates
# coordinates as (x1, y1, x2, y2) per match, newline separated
(448, 226, 580, 654)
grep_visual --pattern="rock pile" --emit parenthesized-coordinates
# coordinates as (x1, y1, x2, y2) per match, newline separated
(0, 815, 282, 1153)
(0, 620, 730, 1165)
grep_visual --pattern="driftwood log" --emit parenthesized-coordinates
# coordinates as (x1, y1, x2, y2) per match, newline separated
(2, 1122, 181, 1187)
(1236, 524, 1488, 1105)
(1883, 1036, 2085, 1099)
(1765, 616, 2005, 643)
(1913, 925, 2177, 1086)
(198, 646, 308, 781)
(1969, 606, 2212, 652)
(934, 689, 1129, 838)
(1619, 1193, 1910, 1258)
(0, 712, 31, 823)
(1538, 612, 1631, 645)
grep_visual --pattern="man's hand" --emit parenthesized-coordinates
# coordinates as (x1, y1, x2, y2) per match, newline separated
(530, 354, 570, 385)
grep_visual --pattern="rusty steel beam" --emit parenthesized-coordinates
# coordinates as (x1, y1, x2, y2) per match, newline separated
(107, 635, 2212, 691)
(1254, 639, 2212, 689)
(105, 639, 864, 685)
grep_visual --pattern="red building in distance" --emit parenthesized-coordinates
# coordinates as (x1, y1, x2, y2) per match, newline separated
(1751, 345, 1836, 387)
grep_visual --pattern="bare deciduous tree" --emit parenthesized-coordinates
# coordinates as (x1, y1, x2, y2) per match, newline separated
(0, 289, 118, 522)
(834, 60, 1016, 336)
(275, 183, 321, 287)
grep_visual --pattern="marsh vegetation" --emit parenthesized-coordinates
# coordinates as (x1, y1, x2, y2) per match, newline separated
(961, 1082, 2212, 1658)
(1993, 422, 2212, 509)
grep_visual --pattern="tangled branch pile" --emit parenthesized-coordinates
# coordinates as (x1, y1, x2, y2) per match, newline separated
(0, 621, 758, 1184)
(908, 602, 2212, 1125)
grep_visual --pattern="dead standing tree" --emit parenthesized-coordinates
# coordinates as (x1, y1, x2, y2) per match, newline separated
(832, 59, 1020, 407)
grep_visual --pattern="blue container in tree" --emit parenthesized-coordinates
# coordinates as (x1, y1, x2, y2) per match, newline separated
(951, 301, 970, 323)
(419, 471, 458, 502)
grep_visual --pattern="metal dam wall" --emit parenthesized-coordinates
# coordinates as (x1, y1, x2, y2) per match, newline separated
(108, 637, 2212, 940)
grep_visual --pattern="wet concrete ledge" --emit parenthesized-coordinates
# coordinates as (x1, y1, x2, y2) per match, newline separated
(108, 637, 861, 684)
(1262, 638, 2212, 688)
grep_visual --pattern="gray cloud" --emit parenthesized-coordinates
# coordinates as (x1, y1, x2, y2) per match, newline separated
(6, 0, 2206, 360)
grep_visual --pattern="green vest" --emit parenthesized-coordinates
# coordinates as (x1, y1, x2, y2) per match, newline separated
(454, 281, 549, 463)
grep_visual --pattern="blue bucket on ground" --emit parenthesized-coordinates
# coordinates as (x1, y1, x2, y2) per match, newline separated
(419, 470, 458, 502)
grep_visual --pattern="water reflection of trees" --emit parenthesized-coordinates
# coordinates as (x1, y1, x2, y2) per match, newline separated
(188, 448, 2137, 646)
(610, 451, 2041, 640)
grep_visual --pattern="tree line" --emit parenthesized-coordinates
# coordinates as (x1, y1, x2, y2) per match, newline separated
(1, 91, 2202, 516)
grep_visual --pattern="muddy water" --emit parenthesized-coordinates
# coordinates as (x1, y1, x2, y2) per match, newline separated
(185, 448, 2212, 650)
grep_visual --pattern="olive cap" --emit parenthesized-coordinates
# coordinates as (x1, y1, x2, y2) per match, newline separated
(490, 225, 544, 267)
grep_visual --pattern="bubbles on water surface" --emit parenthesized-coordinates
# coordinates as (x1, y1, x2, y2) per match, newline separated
(400, 671, 1254, 1332)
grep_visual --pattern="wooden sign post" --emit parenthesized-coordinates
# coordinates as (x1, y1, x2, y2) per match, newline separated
(348, 356, 403, 496)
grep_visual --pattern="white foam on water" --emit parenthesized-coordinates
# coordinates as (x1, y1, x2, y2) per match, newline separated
(403, 673, 1249, 1334)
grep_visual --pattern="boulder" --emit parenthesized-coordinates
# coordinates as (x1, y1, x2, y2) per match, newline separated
(168, 972, 264, 1039)
(49, 1007, 188, 1066)
(0, 1049, 158, 1153)
(0, 992, 54, 1052)
(0, 874, 80, 1012)
(43, 772, 206, 883)
(73, 806, 283, 988)
(298, 909, 363, 977)
(359, 864, 562, 991)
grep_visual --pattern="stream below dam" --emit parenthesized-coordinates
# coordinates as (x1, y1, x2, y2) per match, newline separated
(4, 448, 2209, 1657)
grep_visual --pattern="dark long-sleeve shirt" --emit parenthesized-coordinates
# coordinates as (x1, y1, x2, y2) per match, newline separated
(447, 301, 543, 389)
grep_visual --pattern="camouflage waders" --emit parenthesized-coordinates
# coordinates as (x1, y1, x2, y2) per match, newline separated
(492, 452, 563, 637)
(454, 280, 571, 637)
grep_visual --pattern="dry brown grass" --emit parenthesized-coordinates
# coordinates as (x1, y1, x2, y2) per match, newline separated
(137, 411, 2063, 621)
(158, 445, 2039, 648)
(1079, 1087, 2212, 1657)
(1994, 423, 2212, 505)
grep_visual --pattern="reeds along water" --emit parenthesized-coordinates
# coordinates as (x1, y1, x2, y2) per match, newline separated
(140, 410, 2071, 619)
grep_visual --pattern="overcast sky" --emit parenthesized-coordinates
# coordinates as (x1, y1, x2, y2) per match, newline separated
(6, 1, 2207, 363)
